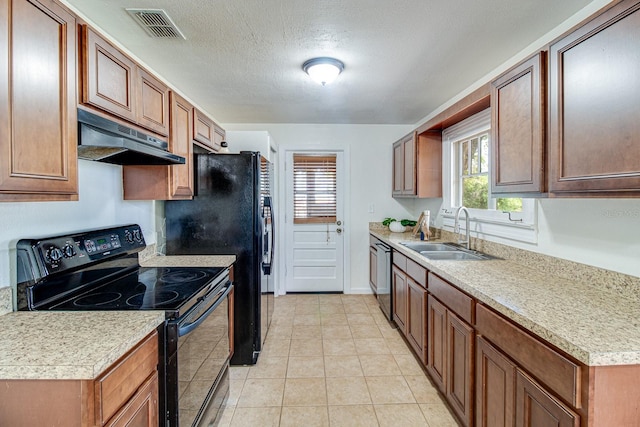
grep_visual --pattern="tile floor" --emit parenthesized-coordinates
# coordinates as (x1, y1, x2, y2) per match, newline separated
(216, 294, 459, 426)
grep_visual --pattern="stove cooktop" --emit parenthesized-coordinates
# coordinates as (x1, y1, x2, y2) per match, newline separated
(38, 266, 227, 313)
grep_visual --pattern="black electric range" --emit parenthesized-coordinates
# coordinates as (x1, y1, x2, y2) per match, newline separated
(16, 224, 233, 427)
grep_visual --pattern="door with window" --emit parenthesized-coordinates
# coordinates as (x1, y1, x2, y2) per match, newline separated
(284, 151, 344, 292)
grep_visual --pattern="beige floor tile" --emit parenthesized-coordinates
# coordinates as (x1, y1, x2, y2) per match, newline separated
(350, 324, 383, 339)
(394, 353, 427, 376)
(261, 338, 291, 357)
(318, 294, 344, 305)
(289, 338, 323, 356)
(324, 355, 364, 377)
(319, 304, 346, 314)
(215, 405, 234, 427)
(296, 294, 320, 305)
(236, 378, 285, 407)
(374, 403, 428, 427)
(226, 379, 245, 406)
(341, 295, 365, 304)
(292, 324, 322, 339)
(283, 377, 328, 406)
(346, 313, 375, 325)
(320, 312, 348, 326)
(385, 336, 413, 354)
(248, 356, 288, 379)
(359, 354, 402, 376)
(343, 302, 371, 314)
(378, 323, 401, 338)
(371, 309, 392, 325)
(326, 377, 372, 405)
(295, 304, 321, 314)
(404, 375, 443, 404)
(293, 313, 321, 326)
(366, 376, 416, 404)
(287, 356, 325, 378)
(328, 405, 379, 427)
(419, 403, 459, 427)
(321, 325, 353, 339)
(268, 325, 293, 339)
(230, 407, 281, 427)
(229, 366, 250, 380)
(354, 338, 390, 355)
(323, 338, 357, 356)
(280, 406, 330, 427)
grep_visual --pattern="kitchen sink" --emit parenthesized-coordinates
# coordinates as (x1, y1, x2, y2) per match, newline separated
(400, 241, 496, 261)
(399, 242, 459, 252)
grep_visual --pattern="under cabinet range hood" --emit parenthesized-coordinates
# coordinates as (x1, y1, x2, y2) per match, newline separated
(77, 109, 185, 165)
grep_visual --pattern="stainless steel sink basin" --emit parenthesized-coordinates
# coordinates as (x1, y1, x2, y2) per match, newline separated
(420, 251, 488, 261)
(399, 242, 459, 252)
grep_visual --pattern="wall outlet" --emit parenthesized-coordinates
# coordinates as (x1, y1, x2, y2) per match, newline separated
(368, 204, 375, 213)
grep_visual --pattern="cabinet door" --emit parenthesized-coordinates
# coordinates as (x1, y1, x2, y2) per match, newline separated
(0, 0, 78, 201)
(549, 0, 640, 195)
(137, 68, 169, 136)
(392, 140, 404, 195)
(82, 26, 136, 123)
(193, 108, 219, 152)
(406, 278, 427, 363)
(369, 245, 378, 293)
(168, 92, 194, 199)
(515, 370, 579, 427)
(392, 265, 407, 332)
(427, 295, 447, 393)
(447, 310, 474, 427)
(105, 373, 158, 427)
(491, 52, 546, 195)
(402, 133, 416, 195)
(476, 336, 516, 427)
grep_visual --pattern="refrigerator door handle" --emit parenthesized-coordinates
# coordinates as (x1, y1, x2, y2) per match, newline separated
(262, 196, 274, 275)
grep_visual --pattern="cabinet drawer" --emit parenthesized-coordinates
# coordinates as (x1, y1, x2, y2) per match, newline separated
(392, 250, 407, 271)
(95, 331, 158, 425)
(369, 235, 381, 248)
(475, 304, 580, 407)
(428, 273, 473, 324)
(406, 258, 426, 288)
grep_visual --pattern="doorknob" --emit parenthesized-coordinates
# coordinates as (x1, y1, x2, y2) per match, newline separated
(336, 228, 342, 234)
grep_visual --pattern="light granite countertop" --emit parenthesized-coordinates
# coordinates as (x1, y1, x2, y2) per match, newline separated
(140, 254, 236, 268)
(0, 311, 165, 380)
(371, 229, 640, 367)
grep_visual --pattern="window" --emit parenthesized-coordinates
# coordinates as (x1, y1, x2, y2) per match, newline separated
(293, 154, 337, 224)
(443, 109, 536, 243)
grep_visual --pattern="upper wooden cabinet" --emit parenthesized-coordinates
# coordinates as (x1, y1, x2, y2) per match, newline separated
(0, 0, 78, 202)
(123, 92, 194, 200)
(392, 131, 442, 198)
(491, 52, 546, 196)
(548, 0, 640, 196)
(80, 25, 169, 137)
(193, 108, 224, 152)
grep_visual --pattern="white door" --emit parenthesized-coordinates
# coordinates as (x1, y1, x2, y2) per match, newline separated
(284, 150, 345, 292)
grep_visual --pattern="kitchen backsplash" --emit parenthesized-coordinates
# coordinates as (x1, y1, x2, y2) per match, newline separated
(370, 222, 640, 299)
(0, 287, 12, 315)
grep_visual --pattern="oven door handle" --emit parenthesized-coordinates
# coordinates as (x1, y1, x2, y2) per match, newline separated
(178, 282, 233, 337)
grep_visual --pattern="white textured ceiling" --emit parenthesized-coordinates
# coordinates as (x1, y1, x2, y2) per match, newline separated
(64, 0, 594, 124)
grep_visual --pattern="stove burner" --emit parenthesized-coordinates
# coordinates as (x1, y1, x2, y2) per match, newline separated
(159, 270, 208, 284)
(74, 292, 123, 307)
(126, 290, 180, 307)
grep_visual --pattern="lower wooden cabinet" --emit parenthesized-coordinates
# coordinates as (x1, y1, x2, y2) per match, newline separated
(392, 264, 408, 332)
(515, 369, 579, 427)
(369, 237, 379, 294)
(427, 295, 474, 427)
(0, 331, 158, 427)
(406, 278, 427, 362)
(476, 336, 516, 427)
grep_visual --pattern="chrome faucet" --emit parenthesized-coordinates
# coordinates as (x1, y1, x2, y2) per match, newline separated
(454, 206, 470, 250)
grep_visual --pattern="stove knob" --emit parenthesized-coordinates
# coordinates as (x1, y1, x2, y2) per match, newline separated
(133, 229, 142, 242)
(124, 230, 134, 244)
(63, 244, 76, 258)
(46, 247, 63, 263)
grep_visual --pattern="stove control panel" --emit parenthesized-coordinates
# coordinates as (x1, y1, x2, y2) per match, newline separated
(17, 224, 147, 282)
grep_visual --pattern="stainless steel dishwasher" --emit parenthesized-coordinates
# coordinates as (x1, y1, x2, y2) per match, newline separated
(375, 241, 393, 321)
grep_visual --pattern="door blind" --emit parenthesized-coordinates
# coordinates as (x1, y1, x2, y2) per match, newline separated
(293, 154, 337, 224)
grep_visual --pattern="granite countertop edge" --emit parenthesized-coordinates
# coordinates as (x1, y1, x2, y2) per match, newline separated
(370, 229, 640, 367)
(140, 254, 236, 268)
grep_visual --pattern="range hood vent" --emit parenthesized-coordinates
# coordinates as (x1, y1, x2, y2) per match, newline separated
(126, 8, 186, 39)
(77, 109, 186, 166)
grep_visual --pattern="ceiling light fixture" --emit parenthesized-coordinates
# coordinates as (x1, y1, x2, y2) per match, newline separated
(302, 57, 345, 86)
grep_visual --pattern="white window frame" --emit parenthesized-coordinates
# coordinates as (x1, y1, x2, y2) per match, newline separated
(442, 108, 538, 244)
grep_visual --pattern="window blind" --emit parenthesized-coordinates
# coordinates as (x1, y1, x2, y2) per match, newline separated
(293, 154, 337, 224)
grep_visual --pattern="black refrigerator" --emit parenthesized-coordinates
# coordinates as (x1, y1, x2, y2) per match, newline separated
(165, 152, 274, 365)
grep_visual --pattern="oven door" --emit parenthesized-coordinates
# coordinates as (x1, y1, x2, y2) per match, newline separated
(173, 279, 233, 427)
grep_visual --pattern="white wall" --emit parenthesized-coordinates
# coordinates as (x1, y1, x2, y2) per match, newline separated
(0, 160, 158, 292)
(223, 123, 415, 293)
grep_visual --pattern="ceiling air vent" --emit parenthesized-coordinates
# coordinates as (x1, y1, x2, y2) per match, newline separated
(126, 9, 186, 39)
